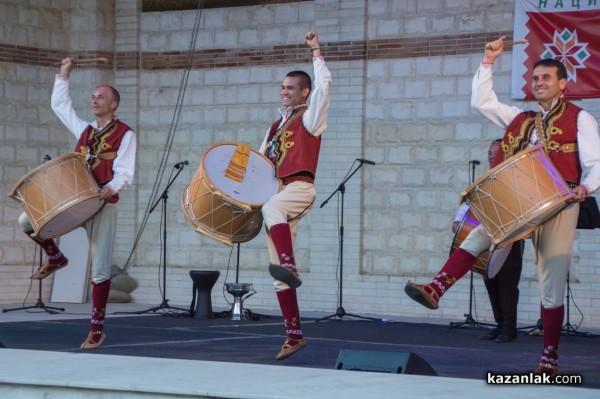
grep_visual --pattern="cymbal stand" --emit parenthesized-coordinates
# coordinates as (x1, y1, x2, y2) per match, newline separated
(214, 243, 265, 320)
(317, 160, 381, 322)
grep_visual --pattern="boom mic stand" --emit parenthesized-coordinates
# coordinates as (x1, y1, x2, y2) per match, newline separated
(450, 159, 492, 329)
(131, 161, 189, 316)
(316, 160, 381, 322)
(4, 155, 64, 315)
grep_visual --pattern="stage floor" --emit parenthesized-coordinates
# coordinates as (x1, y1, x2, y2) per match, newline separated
(1, 303, 599, 390)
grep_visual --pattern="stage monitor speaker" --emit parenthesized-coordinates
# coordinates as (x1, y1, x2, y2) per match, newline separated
(335, 348, 437, 376)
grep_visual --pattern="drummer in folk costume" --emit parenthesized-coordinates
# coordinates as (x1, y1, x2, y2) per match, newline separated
(18, 57, 136, 349)
(405, 36, 600, 376)
(259, 31, 331, 360)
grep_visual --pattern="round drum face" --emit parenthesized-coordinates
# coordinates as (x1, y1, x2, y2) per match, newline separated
(204, 144, 279, 205)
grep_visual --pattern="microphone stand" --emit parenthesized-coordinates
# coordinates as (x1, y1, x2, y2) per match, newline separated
(316, 161, 381, 322)
(449, 160, 493, 329)
(131, 162, 189, 316)
(3, 246, 65, 315)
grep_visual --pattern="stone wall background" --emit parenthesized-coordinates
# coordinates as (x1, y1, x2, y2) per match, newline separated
(1, 0, 599, 329)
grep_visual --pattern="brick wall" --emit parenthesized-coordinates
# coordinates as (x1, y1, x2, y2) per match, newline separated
(1, 0, 599, 329)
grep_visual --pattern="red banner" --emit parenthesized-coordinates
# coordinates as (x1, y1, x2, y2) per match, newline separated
(512, 1, 600, 99)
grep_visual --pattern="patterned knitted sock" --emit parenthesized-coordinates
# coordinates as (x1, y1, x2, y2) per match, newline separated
(276, 288, 303, 341)
(537, 305, 564, 374)
(89, 279, 111, 343)
(269, 223, 297, 271)
(428, 248, 477, 298)
(26, 231, 67, 265)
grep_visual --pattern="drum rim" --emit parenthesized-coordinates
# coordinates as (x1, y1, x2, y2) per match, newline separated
(8, 153, 86, 198)
(488, 199, 570, 249)
(33, 198, 105, 240)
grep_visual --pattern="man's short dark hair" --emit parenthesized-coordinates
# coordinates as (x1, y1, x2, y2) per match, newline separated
(533, 58, 568, 81)
(97, 85, 121, 108)
(285, 70, 312, 96)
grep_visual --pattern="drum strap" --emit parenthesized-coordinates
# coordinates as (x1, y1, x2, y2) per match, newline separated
(288, 198, 315, 223)
(534, 113, 577, 153)
(535, 112, 548, 151)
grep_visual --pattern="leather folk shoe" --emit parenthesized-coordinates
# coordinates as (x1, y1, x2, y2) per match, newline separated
(404, 281, 439, 310)
(275, 338, 306, 361)
(31, 257, 68, 280)
(534, 363, 558, 378)
(80, 331, 106, 349)
(269, 264, 302, 288)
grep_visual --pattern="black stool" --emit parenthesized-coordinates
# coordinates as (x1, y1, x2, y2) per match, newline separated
(189, 270, 220, 318)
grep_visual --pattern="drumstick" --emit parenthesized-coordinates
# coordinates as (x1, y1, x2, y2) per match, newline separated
(54, 57, 110, 65)
(485, 40, 528, 50)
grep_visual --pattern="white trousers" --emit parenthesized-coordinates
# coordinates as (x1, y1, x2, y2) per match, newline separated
(460, 203, 579, 308)
(19, 203, 118, 284)
(261, 181, 316, 291)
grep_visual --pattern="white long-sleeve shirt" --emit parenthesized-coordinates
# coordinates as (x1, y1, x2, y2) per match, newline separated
(471, 64, 600, 193)
(259, 56, 331, 153)
(51, 76, 136, 193)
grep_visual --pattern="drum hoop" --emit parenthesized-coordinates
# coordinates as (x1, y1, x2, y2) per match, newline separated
(8, 153, 86, 198)
(487, 199, 570, 249)
(200, 142, 281, 208)
(33, 200, 105, 239)
(459, 145, 542, 205)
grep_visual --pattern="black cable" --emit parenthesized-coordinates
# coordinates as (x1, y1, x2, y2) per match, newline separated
(123, 0, 205, 271)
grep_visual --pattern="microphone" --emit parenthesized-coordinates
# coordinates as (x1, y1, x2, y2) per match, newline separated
(44, 154, 52, 162)
(174, 160, 189, 169)
(357, 158, 376, 165)
(470, 160, 480, 165)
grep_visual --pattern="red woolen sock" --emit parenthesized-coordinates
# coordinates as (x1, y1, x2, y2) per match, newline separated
(276, 288, 303, 340)
(269, 223, 297, 271)
(26, 231, 66, 264)
(428, 248, 477, 297)
(539, 305, 564, 370)
(89, 279, 111, 342)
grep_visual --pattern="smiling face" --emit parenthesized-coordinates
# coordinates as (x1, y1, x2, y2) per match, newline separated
(91, 86, 117, 119)
(531, 65, 567, 110)
(280, 76, 310, 108)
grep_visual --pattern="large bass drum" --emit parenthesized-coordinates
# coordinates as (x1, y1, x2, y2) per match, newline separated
(181, 142, 280, 245)
(460, 145, 572, 249)
(8, 153, 103, 239)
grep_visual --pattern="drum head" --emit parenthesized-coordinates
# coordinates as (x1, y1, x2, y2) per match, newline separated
(204, 144, 279, 206)
(484, 244, 512, 279)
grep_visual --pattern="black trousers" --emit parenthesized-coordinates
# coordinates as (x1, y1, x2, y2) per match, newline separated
(483, 240, 524, 335)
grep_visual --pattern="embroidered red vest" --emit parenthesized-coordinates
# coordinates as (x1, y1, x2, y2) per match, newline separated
(497, 99, 582, 184)
(75, 119, 131, 203)
(265, 107, 321, 183)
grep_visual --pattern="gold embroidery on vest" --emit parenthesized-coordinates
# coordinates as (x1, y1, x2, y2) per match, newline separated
(272, 109, 306, 170)
(87, 121, 119, 171)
